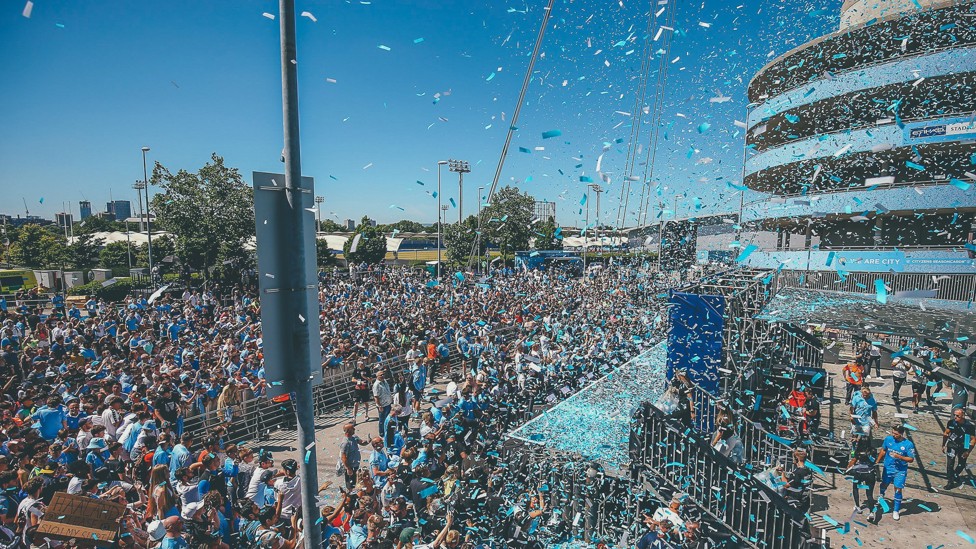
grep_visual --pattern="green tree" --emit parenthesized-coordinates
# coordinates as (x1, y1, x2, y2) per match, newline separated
(134, 234, 177, 274)
(483, 186, 534, 257)
(318, 219, 346, 233)
(444, 216, 485, 264)
(316, 238, 337, 267)
(380, 219, 426, 234)
(149, 153, 255, 279)
(534, 216, 562, 251)
(99, 241, 133, 271)
(343, 216, 387, 264)
(75, 215, 124, 234)
(9, 224, 63, 268)
(65, 233, 105, 270)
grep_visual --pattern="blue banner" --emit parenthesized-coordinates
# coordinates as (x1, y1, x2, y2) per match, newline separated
(667, 291, 726, 396)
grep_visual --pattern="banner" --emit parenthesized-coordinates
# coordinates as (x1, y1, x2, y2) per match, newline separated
(667, 291, 725, 396)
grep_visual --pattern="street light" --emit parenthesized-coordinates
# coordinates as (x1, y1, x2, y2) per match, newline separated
(584, 183, 602, 271)
(314, 196, 325, 232)
(448, 159, 470, 225)
(140, 146, 154, 285)
(477, 186, 484, 272)
(436, 160, 448, 281)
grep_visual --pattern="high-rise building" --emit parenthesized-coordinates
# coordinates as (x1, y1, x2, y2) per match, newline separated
(79, 201, 92, 220)
(738, 0, 976, 298)
(106, 200, 132, 222)
(343, 219, 357, 231)
(55, 212, 73, 229)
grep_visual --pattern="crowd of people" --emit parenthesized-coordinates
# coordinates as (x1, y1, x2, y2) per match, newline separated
(0, 262, 679, 548)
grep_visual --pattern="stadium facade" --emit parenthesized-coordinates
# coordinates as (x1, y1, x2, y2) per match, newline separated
(737, 0, 976, 296)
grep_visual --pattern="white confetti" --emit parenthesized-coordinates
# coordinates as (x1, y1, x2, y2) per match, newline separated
(301, 11, 317, 22)
(262, 12, 275, 20)
(22, 0, 33, 18)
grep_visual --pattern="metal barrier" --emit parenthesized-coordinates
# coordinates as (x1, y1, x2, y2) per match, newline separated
(630, 402, 819, 549)
(179, 325, 519, 445)
(771, 268, 976, 303)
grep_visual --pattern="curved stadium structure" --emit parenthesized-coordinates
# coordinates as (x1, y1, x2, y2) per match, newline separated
(739, 0, 976, 298)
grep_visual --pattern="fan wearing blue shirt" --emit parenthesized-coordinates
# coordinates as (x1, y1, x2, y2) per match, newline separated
(877, 424, 915, 521)
(29, 397, 67, 442)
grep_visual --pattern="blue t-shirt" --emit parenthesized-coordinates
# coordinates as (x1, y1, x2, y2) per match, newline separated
(33, 406, 66, 440)
(160, 536, 189, 549)
(850, 393, 877, 427)
(882, 435, 915, 472)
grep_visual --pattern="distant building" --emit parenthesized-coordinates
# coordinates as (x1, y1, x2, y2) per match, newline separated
(534, 200, 556, 223)
(343, 219, 356, 231)
(106, 200, 131, 222)
(0, 215, 53, 228)
(55, 212, 73, 229)
(79, 201, 92, 220)
(366, 219, 377, 227)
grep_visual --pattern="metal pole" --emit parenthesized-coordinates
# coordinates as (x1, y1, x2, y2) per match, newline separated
(278, 1, 320, 544)
(141, 148, 154, 285)
(583, 194, 589, 272)
(437, 161, 445, 281)
(477, 186, 483, 272)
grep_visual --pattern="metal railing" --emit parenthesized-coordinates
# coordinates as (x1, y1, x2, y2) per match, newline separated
(770, 268, 976, 304)
(179, 325, 519, 446)
(631, 402, 819, 549)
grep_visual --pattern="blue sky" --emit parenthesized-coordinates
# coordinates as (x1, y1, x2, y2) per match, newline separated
(0, 0, 839, 226)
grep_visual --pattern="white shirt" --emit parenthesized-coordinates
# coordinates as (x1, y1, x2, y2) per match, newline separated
(274, 475, 302, 517)
(245, 465, 271, 499)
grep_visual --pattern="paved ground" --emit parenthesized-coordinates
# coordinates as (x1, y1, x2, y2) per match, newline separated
(810, 357, 976, 548)
(262, 356, 976, 548)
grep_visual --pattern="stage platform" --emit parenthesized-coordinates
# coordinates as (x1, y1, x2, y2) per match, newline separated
(507, 341, 668, 469)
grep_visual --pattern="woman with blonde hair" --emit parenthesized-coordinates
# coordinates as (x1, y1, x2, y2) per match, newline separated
(145, 464, 180, 520)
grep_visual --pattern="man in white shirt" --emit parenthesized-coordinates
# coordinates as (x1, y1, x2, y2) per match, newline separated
(274, 459, 302, 520)
(373, 370, 393, 438)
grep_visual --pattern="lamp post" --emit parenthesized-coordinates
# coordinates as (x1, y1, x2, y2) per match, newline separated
(133, 181, 146, 234)
(448, 159, 470, 225)
(140, 146, 154, 285)
(314, 196, 325, 232)
(436, 160, 448, 281)
(588, 183, 603, 254)
(477, 186, 484, 272)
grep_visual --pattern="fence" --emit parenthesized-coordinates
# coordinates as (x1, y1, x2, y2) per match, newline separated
(771, 268, 976, 303)
(179, 325, 519, 446)
(630, 402, 820, 549)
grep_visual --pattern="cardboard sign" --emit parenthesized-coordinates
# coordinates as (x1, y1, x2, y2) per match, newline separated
(36, 493, 125, 547)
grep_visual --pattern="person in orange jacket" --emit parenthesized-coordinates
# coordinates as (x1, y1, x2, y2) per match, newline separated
(843, 360, 865, 404)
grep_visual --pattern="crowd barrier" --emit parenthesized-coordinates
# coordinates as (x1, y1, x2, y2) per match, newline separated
(180, 325, 519, 446)
(630, 402, 821, 549)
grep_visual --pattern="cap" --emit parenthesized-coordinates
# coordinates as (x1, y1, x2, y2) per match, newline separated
(281, 459, 298, 473)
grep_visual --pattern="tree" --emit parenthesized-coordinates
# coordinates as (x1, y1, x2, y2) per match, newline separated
(75, 215, 124, 234)
(149, 153, 255, 279)
(534, 216, 562, 251)
(100, 241, 133, 272)
(482, 186, 534, 257)
(379, 219, 426, 234)
(343, 216, 387, 264)
(9, 224, 63, 268)
(135, 234, 177, 274)
(65, 233, 104, 270)
(318, 219, 346, 233)
(316, 238, 336, 267)
(444, 216, 485, 264)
